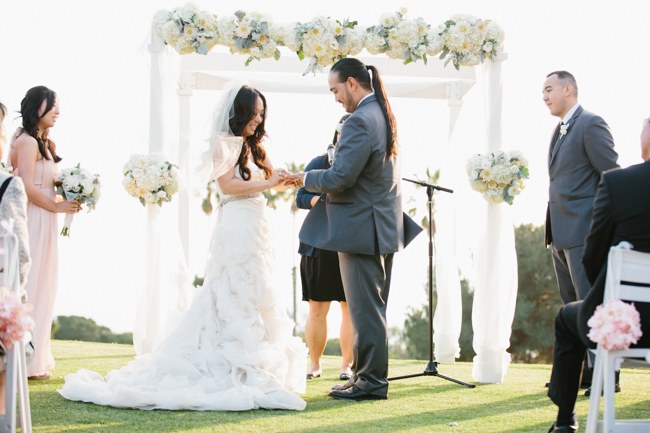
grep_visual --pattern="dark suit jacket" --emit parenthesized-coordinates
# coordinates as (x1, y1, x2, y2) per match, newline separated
(300, 95, 420, 254)
(296, 154, 328, 257)
(545, 106, 619, 249)
(577, 160, 650, 347)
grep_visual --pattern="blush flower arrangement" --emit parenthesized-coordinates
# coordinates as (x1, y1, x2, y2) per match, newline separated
(0, 288, 34, 350)
(466, 150, 529, 205)
(587, 299, 643, 351)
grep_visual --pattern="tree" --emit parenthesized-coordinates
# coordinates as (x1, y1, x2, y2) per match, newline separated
(510, 223, 561, 363)
(401, 224, 561, 363)
(401, 278, 474, 361)
(406, 168, 441, 236)
(53, 316, 133, 344)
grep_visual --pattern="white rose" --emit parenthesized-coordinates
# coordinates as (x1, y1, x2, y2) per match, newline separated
(80, 178, 95, 194)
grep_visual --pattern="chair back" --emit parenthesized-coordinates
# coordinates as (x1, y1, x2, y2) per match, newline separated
(586, 243, 650, 433)
(605, 244, 650, 304)
(0, 220, 31, 433)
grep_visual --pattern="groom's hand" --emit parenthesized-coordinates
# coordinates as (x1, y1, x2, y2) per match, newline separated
(283, 172, 305, 188)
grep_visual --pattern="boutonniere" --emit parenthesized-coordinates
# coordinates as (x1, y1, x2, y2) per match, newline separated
(559, 123, 569, 137)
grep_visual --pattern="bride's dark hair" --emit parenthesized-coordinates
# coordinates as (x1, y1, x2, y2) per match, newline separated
(19, 85, 62, 162)
(229, 86, 272, 180)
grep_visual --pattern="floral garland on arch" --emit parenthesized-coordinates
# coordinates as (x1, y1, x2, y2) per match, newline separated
(153, 4, 504, 73)
(466, 151, 529, 205)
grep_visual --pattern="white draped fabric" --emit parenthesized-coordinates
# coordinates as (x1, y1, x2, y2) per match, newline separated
(134, 29, 189, 355)
(134, 205, 191, 355)
(433, 193, 462, 361)
(470, 56, 519, 383)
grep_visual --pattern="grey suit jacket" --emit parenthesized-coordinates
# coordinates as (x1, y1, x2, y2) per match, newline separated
(299, 95, 418, 255)
(545, 106, 619, 250)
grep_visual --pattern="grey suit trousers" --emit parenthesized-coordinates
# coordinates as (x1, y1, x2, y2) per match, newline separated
(338, 251, 394, 396)
(550, 244, 592, 304)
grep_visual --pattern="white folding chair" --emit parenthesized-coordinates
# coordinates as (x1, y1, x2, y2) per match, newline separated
(585, 243, 650, 433)
(0, 221, 32, 433)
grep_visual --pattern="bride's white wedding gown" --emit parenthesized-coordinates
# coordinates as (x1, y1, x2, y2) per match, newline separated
(59, 162, 307, 411)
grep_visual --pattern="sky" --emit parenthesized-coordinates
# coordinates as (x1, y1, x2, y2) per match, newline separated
(1, 0, 649, 338)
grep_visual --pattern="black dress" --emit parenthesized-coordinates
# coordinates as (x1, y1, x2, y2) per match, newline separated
(296, 154, 345, 302)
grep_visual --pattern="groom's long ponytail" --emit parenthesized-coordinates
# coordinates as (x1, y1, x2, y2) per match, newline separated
(330, 58, 398, 159)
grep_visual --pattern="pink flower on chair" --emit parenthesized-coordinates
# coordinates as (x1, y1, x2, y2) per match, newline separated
(587, 299, 642, 350)
(0, 288, 34, 350)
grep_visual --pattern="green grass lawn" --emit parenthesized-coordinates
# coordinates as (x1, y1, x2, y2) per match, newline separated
(25, 340, 650, 433)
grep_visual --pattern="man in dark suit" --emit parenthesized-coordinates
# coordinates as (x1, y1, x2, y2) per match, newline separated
(543, 70, 620, 305)
(546, 119, 650, 433)
(543, 70, 620, 390)
(295, 58, 419, 400)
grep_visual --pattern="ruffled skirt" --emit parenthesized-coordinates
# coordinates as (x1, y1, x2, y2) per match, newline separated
(59, 197, 307, 410)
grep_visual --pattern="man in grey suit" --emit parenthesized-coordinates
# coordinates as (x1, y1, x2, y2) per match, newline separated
(542, 70, 619, 389)
(294, 58, 418, 400)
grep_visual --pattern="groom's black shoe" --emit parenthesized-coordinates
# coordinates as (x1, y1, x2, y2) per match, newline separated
(547, 419, 578, 433)
(328, 385, 387, 401)
(331, 381, 354, 391)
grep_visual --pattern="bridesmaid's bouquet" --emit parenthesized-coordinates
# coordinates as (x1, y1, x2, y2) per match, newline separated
(0, 287, 34, 350)
(122, 154, 179, 207)
(54, 163, 101, 236)
(588, 299, 642, 350)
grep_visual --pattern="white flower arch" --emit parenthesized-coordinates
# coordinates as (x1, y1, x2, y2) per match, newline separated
(153, 4, 504, 74)
(143, 3, 516, 385)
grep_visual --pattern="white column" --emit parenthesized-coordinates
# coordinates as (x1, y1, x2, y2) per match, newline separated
(149, 29, 165, 154)
(177, 71, 193, 261)
(135, 29, 166, 355)
(472, 53, 518, 383)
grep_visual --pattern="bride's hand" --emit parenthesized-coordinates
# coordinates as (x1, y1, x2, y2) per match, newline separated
(269, 168, 288, 188)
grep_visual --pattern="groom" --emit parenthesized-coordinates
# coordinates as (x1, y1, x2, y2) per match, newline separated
(295, 58, 419, 400)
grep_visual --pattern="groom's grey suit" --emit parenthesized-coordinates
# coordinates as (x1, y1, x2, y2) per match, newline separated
(545, 105, 619, 304)
(300, 94, 418, 397)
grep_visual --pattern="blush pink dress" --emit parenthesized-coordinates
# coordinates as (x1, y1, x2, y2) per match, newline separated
(16, 156, 59, 377)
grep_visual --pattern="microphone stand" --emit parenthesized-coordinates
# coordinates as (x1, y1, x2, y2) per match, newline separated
(388, 178, 475, 388)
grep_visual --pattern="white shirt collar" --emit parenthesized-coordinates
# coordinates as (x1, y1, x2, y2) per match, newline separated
(356, 92, 375, 109)
(562, 104, 580, 124)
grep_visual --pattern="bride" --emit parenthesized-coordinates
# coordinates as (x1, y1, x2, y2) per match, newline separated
(59, 83, 307, 411)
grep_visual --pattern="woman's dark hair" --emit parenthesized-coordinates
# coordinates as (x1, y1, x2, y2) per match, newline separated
(330, 58, 398, 158)
(0, 101, 6, 119)
(229, 86, 272, 180)
(20, 86, 61, 162)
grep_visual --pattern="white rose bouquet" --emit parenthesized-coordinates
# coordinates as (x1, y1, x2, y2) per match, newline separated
(295, 16, 362, 75)
(153, 3, 219, 55)
(365, 8, 432, 65)
(438, 15, 505, 70)
(466, 150, 528, 205)
(54, 164, 100, 236)
(122, 154, 179, 207)
(219, 10, 281, 66)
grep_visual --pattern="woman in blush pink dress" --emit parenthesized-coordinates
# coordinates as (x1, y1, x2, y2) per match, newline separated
(9, 86, 80, 380)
